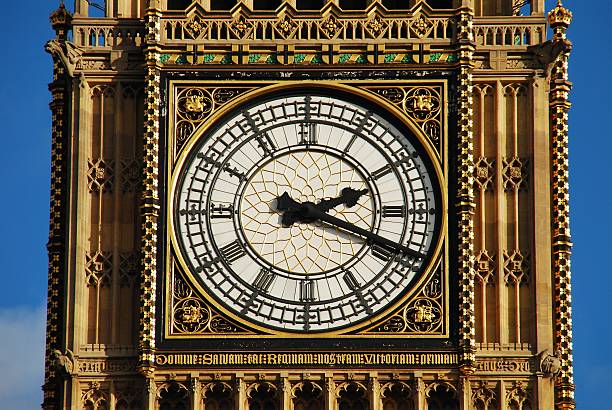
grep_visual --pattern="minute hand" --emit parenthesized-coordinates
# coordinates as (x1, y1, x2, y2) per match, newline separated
(301, 203, 424, 260)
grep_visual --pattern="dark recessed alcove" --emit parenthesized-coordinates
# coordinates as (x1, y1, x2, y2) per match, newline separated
(427, 0, 454, 8)
(383, 0, 454, 10)
(339, 0, 368, 10)
(211, 0, 238, 10)
(297, 0, 324, 10)
(167, 0, 192, 10)
(254, 0, 282, 10)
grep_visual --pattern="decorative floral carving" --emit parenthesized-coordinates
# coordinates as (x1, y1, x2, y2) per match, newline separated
(404, 87, 441, 122)
(85, 251, 112, 287)
(185, 16, 206, 38)
(366, 16, 387, 37)
(475, 157, 495, 191)
(475, 250, 495, 284)
(120, 159, 141, 193)
(320, 16, 341, 38)
(368, 263, 444, 334)
(503, 157, 528, 191)
(119, 252, 139, 287)
(411, 14, 433, 38)
(171, 272, 252, 335)
(367, 85, 443, 150)
(87, 158, 114, 193)
(503, 250, 529, 285)
(406, 298, 442, 330)
(276, 16, 298, 38)
(177, 88, 213, 121)
(174, 86, 253, 150)
(230, 16, 253, 38)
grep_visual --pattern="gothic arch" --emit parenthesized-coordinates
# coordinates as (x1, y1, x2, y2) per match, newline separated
(82, 385, 109, 410)
(380, 381, 414, 410)
(337, 381, 369, 410)
(157, 381, 189, 410)
(471, 382, 497, 410)
(292, 380, 323, 410)
(425, 381, 458, 410)
(202, 381, 234, 410)
(246, 381, 278, 410)
(506, 382, 532, 410)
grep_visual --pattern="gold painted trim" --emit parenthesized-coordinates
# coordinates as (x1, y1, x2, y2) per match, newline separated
(165, 80, 449, 339)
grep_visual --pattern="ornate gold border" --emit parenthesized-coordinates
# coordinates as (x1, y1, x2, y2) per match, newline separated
(548, 4, 575, 408)
(138, 1, 162, 377)
(163, 80, 449, 339)
(455, 5, 476, 374)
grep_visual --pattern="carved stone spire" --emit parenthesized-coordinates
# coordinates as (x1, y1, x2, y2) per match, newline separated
(49, 2, 72, 40)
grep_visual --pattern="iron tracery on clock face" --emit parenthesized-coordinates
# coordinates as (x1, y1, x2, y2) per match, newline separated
(172, 90, 443, 333)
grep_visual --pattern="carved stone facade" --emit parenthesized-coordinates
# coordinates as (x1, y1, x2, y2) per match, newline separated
(44, 1, 573, 409)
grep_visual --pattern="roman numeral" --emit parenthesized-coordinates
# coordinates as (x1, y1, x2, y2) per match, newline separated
(255, 132, 277, 156)
(195, 255, 220, 272)
(299, 280, 316, 302)
(298, 122, 317, 145)
(219, 240, 246, 264)
(222, 164, 245, 181)
(343, 270, 373, 314)
(344, 111, 373, 153)
(343, 270, 361, 291)
(242, 110, 278, 155)
(298, 95, 317, 145)
(210, 203, 234, 219)
(371, 164, 393, 180)
(371, 154, 416, 180)
(382, 205, 406, 218)
(180, 204, 204, 221)
(252, 268, 275, 293)
(195, 152, 245, 181)
(371, 243, 395, 262)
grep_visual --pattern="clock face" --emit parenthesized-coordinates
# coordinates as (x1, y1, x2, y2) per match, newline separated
(173, 92, 441, 332)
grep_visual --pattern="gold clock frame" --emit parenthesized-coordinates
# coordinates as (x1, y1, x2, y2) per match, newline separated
(163, 79, 450, 339)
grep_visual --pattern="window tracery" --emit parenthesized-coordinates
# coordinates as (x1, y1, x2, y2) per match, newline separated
(381, 381, 414, 410)
(291, 380, 323, 410)
(157, 382, 189, 410)
(337, 381, 369, 410)
(246, 381, 277, 410)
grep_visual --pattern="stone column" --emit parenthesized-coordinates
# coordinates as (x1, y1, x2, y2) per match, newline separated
(324, 373, 335, 410)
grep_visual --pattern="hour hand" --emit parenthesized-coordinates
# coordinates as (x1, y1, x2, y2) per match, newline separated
(316, 187, 369, 212)
(275, 192, 301, 212)
(275, 192, 308, 227)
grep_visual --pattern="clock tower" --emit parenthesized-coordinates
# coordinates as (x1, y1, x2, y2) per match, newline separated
(44, 0, 575, 409)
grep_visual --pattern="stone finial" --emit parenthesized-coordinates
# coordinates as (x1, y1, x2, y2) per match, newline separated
(548, 1, 573, 29)
(50, 3, 72, 29)
(50, 2, 72, 40)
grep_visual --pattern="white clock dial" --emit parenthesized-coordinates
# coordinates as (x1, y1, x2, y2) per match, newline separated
(174, 92, 440, 332)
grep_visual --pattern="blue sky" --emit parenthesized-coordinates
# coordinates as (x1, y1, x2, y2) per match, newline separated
(0, 0, 609, 408)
